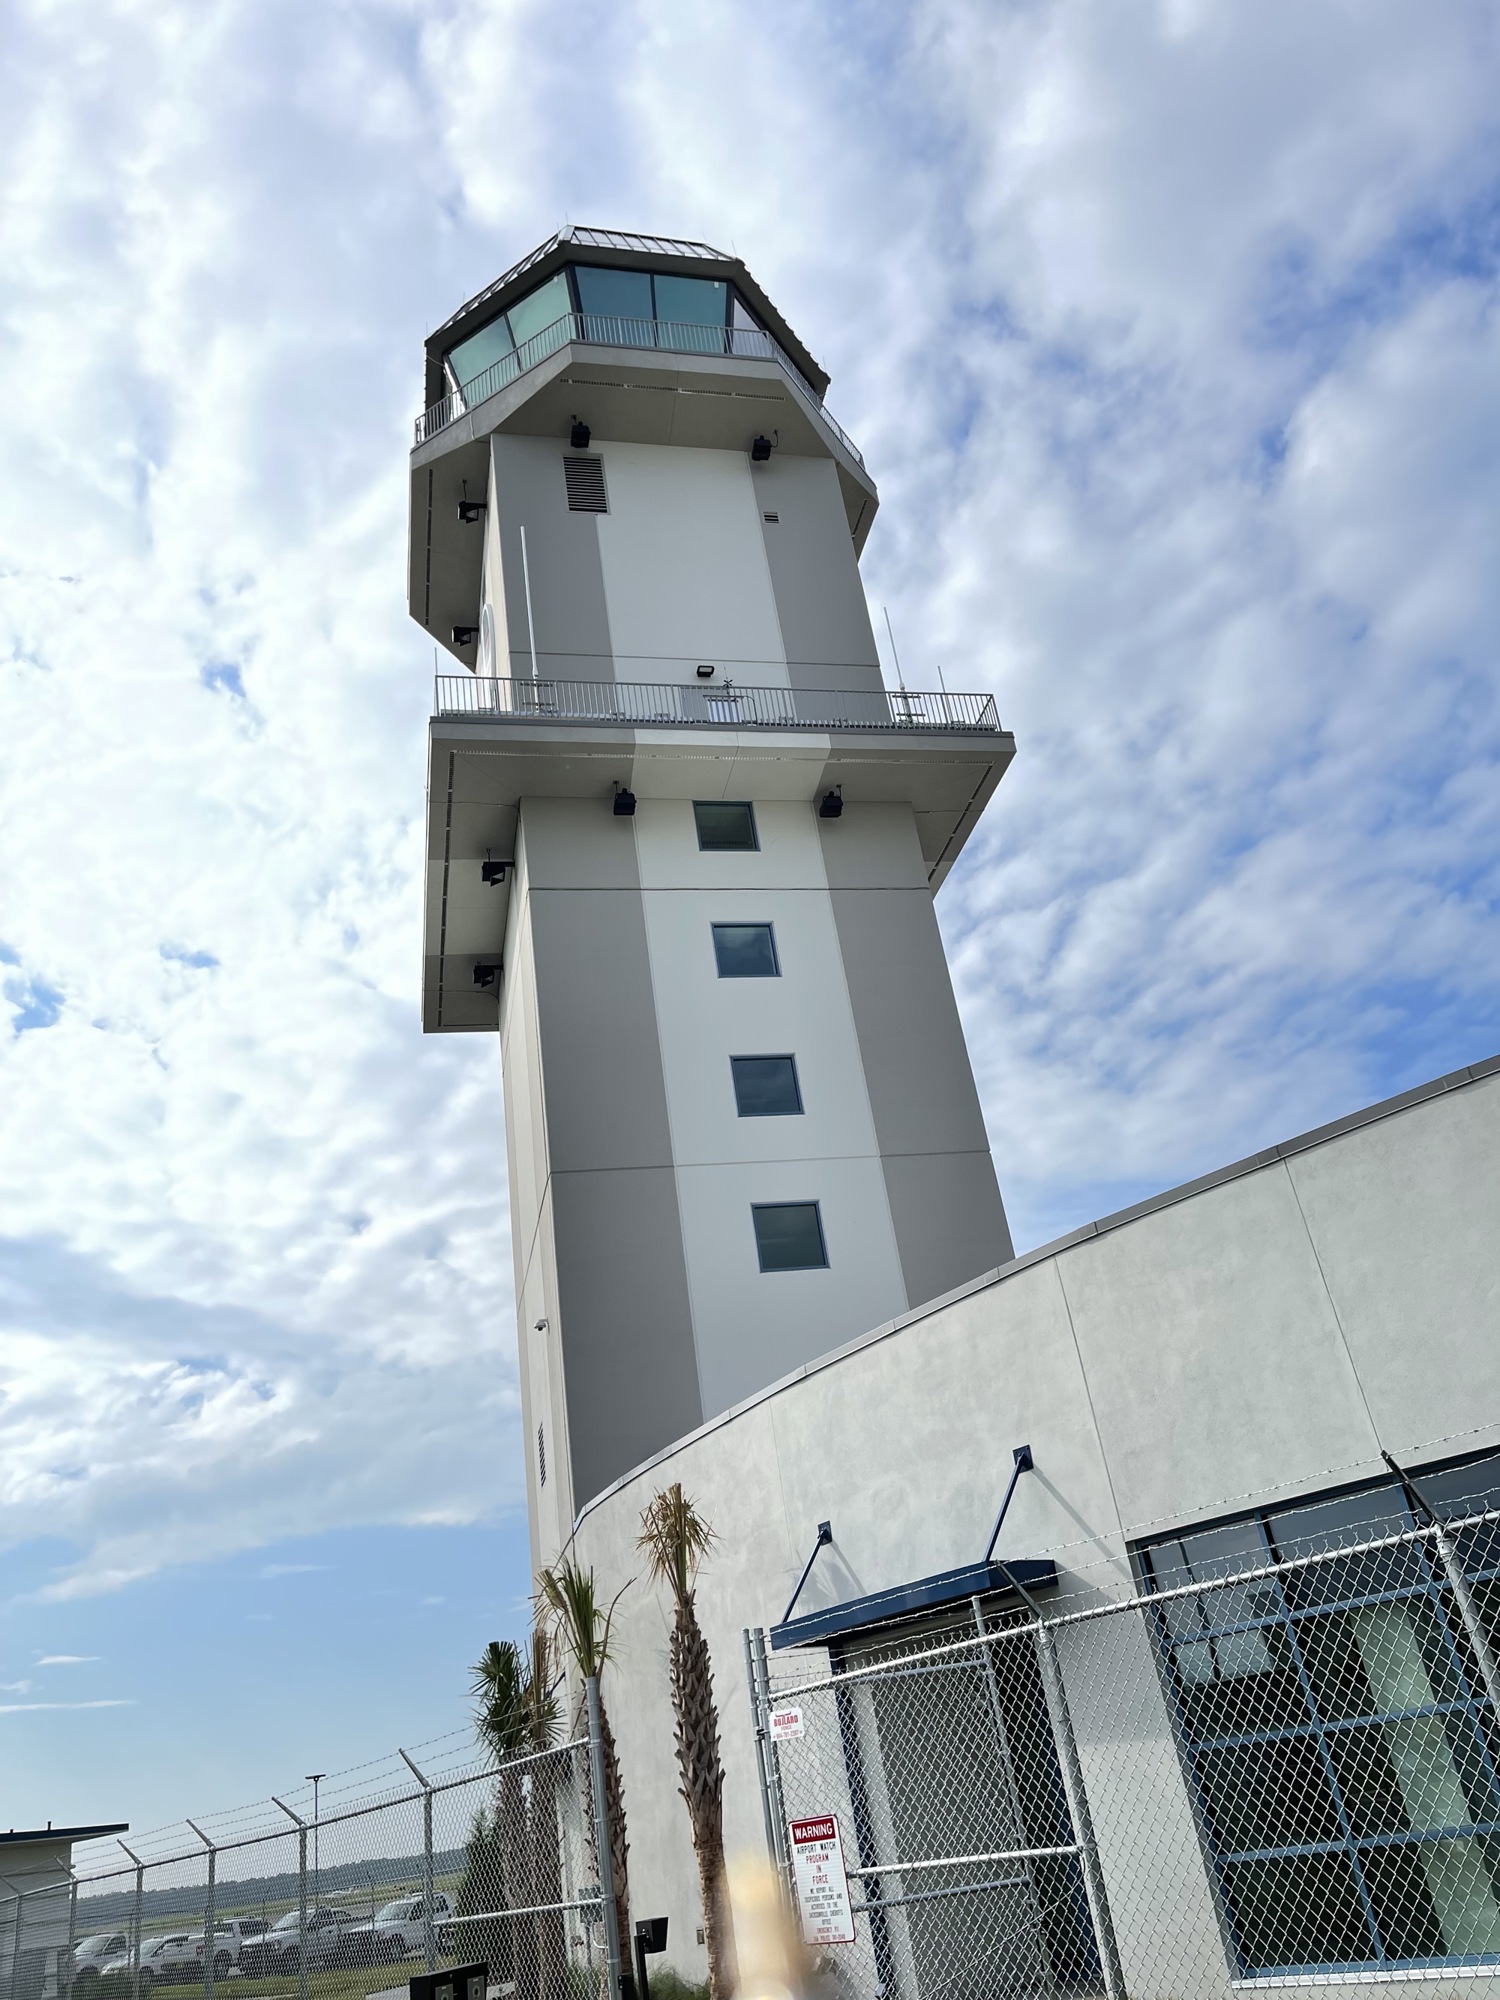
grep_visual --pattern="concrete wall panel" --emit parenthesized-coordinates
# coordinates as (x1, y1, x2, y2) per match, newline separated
(1056, 1165, 1381, 1533)
(594, 442, 787, 681)
(552, 1165, 701, 1505)
(491, 435, 613, 676)
(752, 455, 882, 682)
(881, 1148, 1014, 1309)
(1287, 1072, 1500, 1457)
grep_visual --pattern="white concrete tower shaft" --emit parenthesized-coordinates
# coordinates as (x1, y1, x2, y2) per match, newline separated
(410, 229, 1016, 1568)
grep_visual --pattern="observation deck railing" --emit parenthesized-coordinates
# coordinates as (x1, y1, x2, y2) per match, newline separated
(414, 313, 865, 467)
(433, 674, 1001, 734)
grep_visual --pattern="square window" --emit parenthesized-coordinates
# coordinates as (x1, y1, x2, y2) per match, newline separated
(712, 923, 778, 978)
(731, 1055, 802, 1117)
(694, 801, 758, 851)
(752, 1202, 827, 1272)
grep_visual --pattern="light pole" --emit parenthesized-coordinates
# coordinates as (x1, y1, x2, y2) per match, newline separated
(305, 1777, 326, 1908)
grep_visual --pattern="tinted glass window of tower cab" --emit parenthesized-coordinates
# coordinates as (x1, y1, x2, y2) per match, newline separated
(443, 262, 756, 397)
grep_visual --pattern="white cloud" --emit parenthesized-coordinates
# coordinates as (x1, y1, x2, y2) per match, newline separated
(36, 1655, 99, 1666)
(0, 1701, 134, 1715)
(0, 0, 1497, 1596)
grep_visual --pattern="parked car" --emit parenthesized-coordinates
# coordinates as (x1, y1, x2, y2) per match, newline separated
(237, 1909, 361, 1976)
(72, 1936, 129, 1988)
(99, 1935, 205, 1988)
(205, 1921, 269, 1977)
(338, 1894, 456, 1966)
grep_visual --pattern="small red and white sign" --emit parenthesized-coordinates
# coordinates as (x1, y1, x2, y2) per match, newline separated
(769, 1703, 805, 1741)
(788, 1813, 856, 1945)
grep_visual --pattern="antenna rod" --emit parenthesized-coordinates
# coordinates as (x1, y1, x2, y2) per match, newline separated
(520, 525, 539, 681)
(883, 606, 907, 692)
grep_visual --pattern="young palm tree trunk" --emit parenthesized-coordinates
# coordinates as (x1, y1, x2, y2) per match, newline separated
(671, 1609, 736, 2000)
(597, 1695, 632, 1981)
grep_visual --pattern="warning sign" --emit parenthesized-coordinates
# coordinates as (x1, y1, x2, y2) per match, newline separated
(788, 1813, 856, 1945)
(769, 1703, 805, 1741)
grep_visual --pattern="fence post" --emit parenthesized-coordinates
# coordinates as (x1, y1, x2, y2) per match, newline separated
(398, 1751, 437, 1973)
(749, 1628, 792, 1895)
(65, 1877, 78, 2000)
(972, 1598, 1059, 1999)
(297, 1830, 308, 2000)
(270, 1800, 308, 2000)
(1033, 1621, 1126, 2000)
(117, 1846, 144, 2000)
(584, 1676, 623, 2000)
(187, 1822, 215, 2000)
(1434, 1525, 1500, 1719)
(1, 1876, 23, 2000)
(742, 1630, 783, 1881)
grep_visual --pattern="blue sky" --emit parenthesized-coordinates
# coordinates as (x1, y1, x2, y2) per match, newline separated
(1, 0, 1499, 1836)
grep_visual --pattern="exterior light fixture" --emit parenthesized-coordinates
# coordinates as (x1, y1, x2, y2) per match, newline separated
(818, 787, 844, 819)
(750, 435, 773, 462)
(481, 854, 509, 885)
(473, 962, 500, 989)
(613, 785, 637, 817)
(452, 625, 479, 646)
(570, 420, 591, 449)
(456, 480, 485, 524)
(695, 663, 715, 679)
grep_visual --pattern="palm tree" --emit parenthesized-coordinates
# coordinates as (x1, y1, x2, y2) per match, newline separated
(538, 1559, 632, 1980)
(521, 1626, 569, 2000)
(471, 1640, 533, 1998)
(638, 1486, 736, 2000)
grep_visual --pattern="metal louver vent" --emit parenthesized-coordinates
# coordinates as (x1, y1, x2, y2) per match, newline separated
(763, 511, 780, 523)
(563, 454, 608, 513)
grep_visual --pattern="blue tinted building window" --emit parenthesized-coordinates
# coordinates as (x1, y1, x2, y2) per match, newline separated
(731, 1056, 802, 1117)
(1139, 1450, 1500, 1976)
(694, 801, 757, 851)
(752, 1202, 827, 1272)
(712, 924, 778, 978)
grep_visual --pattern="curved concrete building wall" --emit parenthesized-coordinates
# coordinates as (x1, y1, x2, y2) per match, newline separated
(564, 1055, 1500, 1988)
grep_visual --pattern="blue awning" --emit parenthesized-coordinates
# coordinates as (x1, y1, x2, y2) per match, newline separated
(769, 1557, 1058, 1651)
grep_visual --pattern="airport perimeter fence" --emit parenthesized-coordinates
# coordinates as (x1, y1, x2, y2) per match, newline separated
(3, 1681, 621, 2000)
(748, 1505, 1500, 2000)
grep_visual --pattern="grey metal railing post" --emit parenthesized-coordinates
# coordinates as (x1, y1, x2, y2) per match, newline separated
(399, 1750, 437, 1973)
(584, 1676, 623, 2000)
(1033, 1622, 1125, 2000)
(742, 1629, 783, 1877)
(187, 1822, 215, 2000)
(117, 1846, 144, 2000)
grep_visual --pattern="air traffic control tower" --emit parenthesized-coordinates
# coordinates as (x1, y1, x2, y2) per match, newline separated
(409, 228, 1017, 1565)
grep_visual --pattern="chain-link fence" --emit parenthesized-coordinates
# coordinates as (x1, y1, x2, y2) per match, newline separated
(749, 1506, 1500, 2000)
(4, 1687, 621, 2000)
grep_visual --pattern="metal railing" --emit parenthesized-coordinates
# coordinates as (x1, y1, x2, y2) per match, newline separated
(433, 674, 1001, 734)
(414, 312, 865, 466)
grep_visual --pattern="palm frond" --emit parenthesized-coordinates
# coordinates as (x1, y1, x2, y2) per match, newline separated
(471, 1638, 530, 1764)
(537, 1557, 631, 1680)
(637, 1483, 717, 1608)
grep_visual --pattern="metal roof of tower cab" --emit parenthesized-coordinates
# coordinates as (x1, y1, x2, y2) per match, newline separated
(425, 225, 832, 402)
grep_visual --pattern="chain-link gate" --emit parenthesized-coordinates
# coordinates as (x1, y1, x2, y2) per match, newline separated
(12, 1685, 621, 2000)
(749, 1507, 1500, 2000)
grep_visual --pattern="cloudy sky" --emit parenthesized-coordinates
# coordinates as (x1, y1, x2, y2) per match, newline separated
(2, 0, 1498, 1836)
